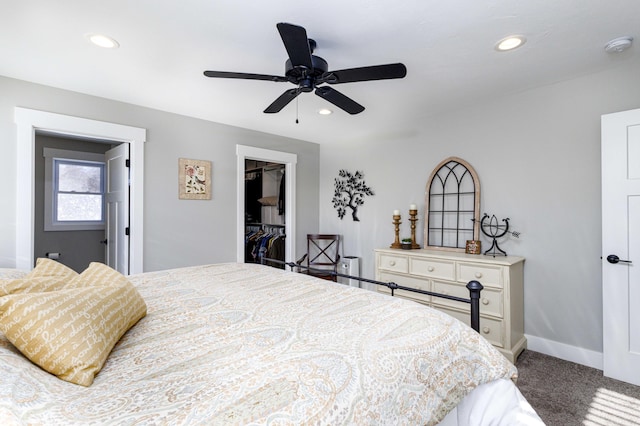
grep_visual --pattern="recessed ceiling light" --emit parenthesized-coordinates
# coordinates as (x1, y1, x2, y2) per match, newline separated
(86, 33, 120, 49)
(495, 35, 526, 52)
(318, 108, 333, 115)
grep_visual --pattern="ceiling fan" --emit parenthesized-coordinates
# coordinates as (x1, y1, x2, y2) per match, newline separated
(203, 23, 407, 115)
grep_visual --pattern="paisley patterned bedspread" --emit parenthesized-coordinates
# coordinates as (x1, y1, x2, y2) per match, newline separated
(0, 263, 517, 425)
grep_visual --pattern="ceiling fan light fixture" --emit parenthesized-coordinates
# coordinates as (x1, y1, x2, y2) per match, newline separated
(495, 35, 526, 52)
(86, 33, 120, 49)
(318, 108, 333, 115)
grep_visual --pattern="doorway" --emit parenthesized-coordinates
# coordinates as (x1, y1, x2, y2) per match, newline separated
(244, 159, 286, 267)
(14, 108, 146, 273)
(236, 145, 297, 264)
(34, 134, 113, 272)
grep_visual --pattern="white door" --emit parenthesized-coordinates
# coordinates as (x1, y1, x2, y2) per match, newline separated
(602, 108, 640, 386)
(105, 144, 129, 274)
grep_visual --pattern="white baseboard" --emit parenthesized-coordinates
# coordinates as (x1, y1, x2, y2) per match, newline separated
(525, 334, 603, 371)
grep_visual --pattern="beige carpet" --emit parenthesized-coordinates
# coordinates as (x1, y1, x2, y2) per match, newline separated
(515, 350, 640, 425)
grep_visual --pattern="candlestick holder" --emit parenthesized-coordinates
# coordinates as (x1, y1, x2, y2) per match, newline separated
(409, 209, 421, 249)
(390, 214, 402, 248)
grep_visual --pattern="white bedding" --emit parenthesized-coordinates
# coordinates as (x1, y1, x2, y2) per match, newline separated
(440, 379, 544, 425)
(1, 263, 542, 425)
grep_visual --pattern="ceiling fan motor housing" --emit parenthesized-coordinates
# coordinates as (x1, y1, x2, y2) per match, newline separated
(285, 55, 328, 88)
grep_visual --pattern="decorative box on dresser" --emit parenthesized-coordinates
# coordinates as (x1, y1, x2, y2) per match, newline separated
(374, 248, 526, 363)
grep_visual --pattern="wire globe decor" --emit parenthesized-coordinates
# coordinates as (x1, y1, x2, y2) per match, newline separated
(475, 213, 520, 256)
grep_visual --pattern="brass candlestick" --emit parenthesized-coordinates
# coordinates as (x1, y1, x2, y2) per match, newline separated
(409, 209, 421, 249)
(390, 214, 402, 248)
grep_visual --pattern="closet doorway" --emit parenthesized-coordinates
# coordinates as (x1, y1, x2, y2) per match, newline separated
(244, 160, 286, 266)
(236, 145, 297, 265)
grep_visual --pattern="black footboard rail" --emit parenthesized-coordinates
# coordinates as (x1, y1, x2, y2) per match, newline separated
(260, 257, 484, 333)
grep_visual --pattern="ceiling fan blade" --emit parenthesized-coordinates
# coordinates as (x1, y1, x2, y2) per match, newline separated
(322, 63, 407, 84)
(276, 23, 313, 69)
(204, 70, 288, 82)
(315, 86, 365, 115)
(264, 88, 301, 113)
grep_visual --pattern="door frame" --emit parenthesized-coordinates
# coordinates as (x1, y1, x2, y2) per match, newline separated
(14, 107, 146, 273)
(236, 145, 297, 264)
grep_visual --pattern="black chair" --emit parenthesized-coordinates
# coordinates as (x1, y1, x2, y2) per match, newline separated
(296, 234, 341, 281)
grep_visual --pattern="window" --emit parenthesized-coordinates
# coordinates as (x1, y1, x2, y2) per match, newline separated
(44, 148, 106, 231)
(55, 159, 105, 221)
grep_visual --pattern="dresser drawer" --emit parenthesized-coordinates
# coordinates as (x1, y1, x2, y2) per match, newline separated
(442, 308, 505, 348)
(458, 262, 503, 288)
(375, 248, 525, 363)
(378, 253, 408, 273)
(377, 272, 431, 304)
(431, 281, 503, 318)
(410, 257, 455, 280)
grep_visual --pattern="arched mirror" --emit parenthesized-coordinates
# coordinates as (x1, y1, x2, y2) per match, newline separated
(424, 157, 480, 251)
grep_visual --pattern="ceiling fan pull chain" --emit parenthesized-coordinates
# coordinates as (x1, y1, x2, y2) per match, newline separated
(295, 93, 299, 124)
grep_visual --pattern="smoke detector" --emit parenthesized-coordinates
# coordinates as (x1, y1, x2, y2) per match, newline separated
(604, 36, 633, 53)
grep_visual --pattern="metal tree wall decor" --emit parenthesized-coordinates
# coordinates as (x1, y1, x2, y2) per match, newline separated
(332, 170, 374, 221)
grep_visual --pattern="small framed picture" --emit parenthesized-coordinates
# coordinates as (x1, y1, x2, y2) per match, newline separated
(465, 240, 481, 255)
(178, 158, 212, 200)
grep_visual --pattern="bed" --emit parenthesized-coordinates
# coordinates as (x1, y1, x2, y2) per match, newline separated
(0, 261, 543, 425)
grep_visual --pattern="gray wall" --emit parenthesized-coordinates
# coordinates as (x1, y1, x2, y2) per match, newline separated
(34, 135, 112, 272)
(0, 75, 320, 272)
(3, 58, 640, 360)
(318, 59, 640, 357)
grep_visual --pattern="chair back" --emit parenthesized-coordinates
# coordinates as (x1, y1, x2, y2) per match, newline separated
(302, 234, 341, 280)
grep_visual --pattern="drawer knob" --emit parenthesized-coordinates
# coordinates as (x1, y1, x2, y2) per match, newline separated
(482, 298, 489, 305)
(475, 272, 483, 278)
(482, 327, 490, 334)
(389, 260, 396, 266)
(427, 266, 435, 272)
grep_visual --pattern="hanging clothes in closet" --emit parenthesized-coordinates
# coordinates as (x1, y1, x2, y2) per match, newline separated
(245, 227, 285, 269)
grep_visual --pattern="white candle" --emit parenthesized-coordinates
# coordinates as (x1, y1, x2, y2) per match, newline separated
(410, 204, 417, 210)
(393, 210, 400, 216)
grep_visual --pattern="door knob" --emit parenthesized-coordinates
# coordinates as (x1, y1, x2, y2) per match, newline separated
(100, 239, 108, 245)
(606, 254, 632, 264)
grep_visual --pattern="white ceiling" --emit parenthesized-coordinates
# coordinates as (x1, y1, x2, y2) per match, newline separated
(1, 0, 638, 145)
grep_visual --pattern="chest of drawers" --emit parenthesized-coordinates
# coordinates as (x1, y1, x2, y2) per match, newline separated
(374, 248, 526, 363)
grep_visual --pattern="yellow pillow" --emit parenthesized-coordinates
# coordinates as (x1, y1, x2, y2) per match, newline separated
(66, 261, 131, 289)
(0, 280, 147, 386)
(0, 258, 78, 296)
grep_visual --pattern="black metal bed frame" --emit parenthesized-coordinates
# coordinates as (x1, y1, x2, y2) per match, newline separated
(260, 257, 484, 333)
